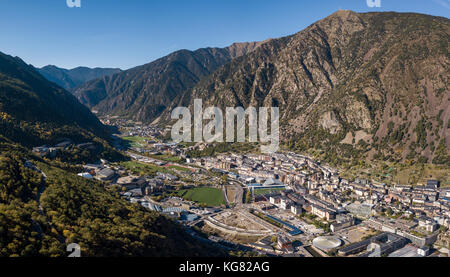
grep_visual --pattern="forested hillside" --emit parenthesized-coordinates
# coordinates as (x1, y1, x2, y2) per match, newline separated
(0, 142, 227, 257)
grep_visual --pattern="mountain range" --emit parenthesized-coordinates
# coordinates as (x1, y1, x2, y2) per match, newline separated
(72, 42, 263, 123)
(72, 11, 450, 165)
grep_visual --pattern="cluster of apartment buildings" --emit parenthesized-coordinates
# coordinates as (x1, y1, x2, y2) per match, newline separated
(187, 151, 449, 253)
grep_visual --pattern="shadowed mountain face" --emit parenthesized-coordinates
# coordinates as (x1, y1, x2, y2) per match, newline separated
(72, 42, 262, 123)
(168, 11, 449, 164)
(0, 51, 110, 147)
(36, 65, 121, 91)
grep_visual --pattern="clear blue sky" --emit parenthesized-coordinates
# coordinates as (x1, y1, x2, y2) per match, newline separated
(0, 0, 448, 69)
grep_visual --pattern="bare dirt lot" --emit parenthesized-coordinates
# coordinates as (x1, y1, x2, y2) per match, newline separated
(212, 211, 267, 231)
(202, 225, 261, 244)
(336, 226, 377, 244)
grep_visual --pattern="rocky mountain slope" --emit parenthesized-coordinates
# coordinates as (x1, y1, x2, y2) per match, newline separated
(168, 11, 449, 165)
(72, 11, 449, 165)
(36, 65, 121, 91)
(72, 42, 262, 122)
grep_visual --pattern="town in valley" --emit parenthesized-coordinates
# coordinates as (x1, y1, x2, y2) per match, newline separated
(31, 118, 449, 258)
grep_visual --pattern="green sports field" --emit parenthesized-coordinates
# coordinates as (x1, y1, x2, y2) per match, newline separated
(177, 187, 225, 207)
